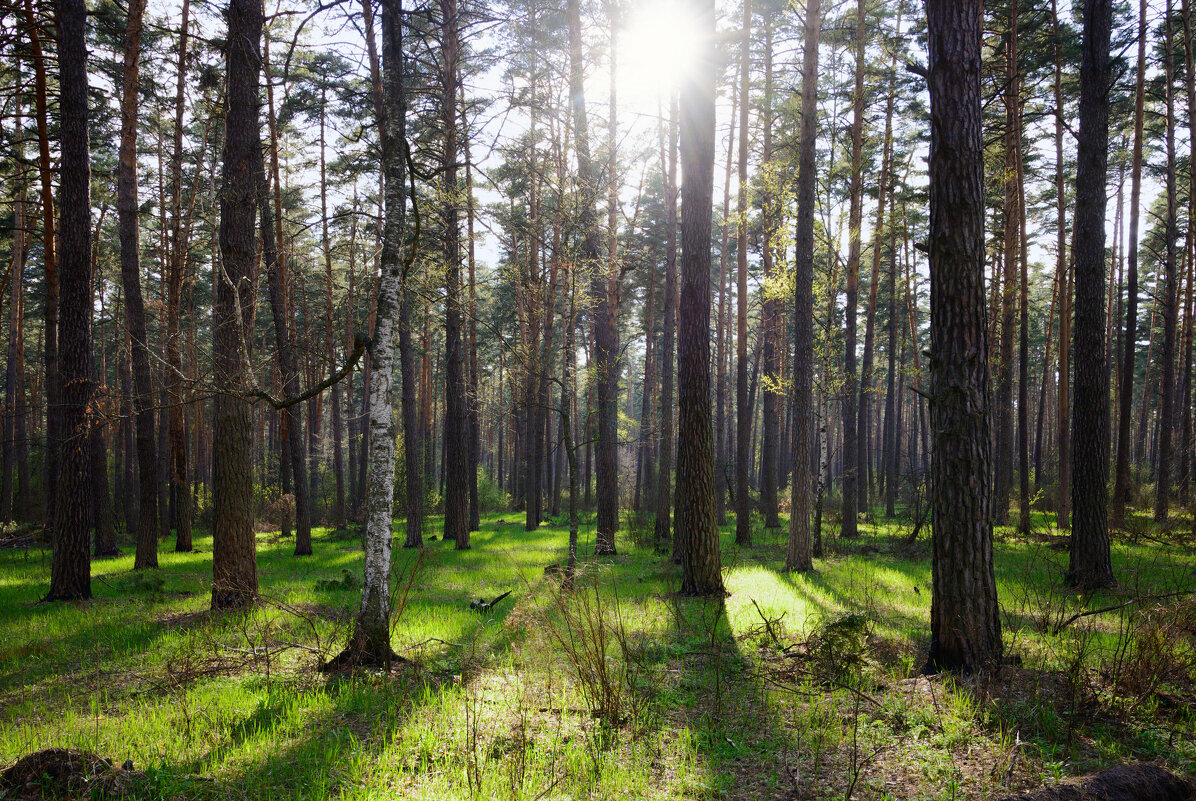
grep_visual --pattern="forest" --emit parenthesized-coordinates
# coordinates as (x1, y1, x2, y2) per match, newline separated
(1, 0, 1195, 797)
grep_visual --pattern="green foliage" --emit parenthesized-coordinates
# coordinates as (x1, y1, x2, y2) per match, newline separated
(475, 469, 509, 514)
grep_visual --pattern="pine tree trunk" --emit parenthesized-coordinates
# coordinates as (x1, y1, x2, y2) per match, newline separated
(675, 0, 721, 595)
(211, 0, 262, 610)
(924, 0, 1002, 672)
(734, 0, 752, 546)
(840, 0, 866, 538)
(1069, 0, 1116, 589)
(786, 0, 820, 573)
(46, 0, 94, 602)
(759, 19, 780, 530)
(1112, 0, 1146, 524)
(117, 0, 162, 571)
(1154, 1, 1179, 523)
(440, 0, 470, 549)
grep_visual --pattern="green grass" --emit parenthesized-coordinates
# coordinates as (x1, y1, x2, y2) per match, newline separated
(1, 507, 1194, 799)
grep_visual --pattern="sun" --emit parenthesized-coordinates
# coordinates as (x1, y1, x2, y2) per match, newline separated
(616, 0, 703, 106)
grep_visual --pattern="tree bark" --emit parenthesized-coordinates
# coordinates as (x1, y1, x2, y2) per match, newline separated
(676, 0, 722, 596)
(46, 0, 94, 602)
(923, 0, 1002, 672)
(211, 0, 262, 610)
(1069, 0, 1116, 589)
(786, 0, 820, 573)
(1154, 1, 1179, 524)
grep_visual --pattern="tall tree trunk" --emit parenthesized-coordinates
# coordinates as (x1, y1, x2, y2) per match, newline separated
(861, 13, 899, 524)
(2, 122, 26, 525)
(567, 0, 617, 555)
(759, 18, 780, 530)
(1069, 0, 1116, 589)
(440, 0, 470, 549)
(167, 0, 193, 552)
(462, 82, 481, 533)
(676, 0, 722, 596)
(46, 0, 94, 602)
(734, 0, 752, 546)
(24, 0, 58, 532)
(656, 96, 678, 553)
(211, 0, 262, 610)
(319, 89, 346, 532)
(1113, 0, 1147, 523)
(786, 0, 820, 573)
(262, 34, 312, 555)
(1154, 1, 1179, 523)
(1052, 0, 1072, 529)
(841, 0, 866, 538)
(714, 86, 735, 528)
(339, 0, 409, 667)
(117, 0, 162, 570)
(923, 0, 1002, 673)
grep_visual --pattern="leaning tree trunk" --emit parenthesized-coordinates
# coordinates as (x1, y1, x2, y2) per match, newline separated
(211, 0, 261, 610)
(1069, 0, 1116, 590)
(675, 0, 722, 596)
(46, 0, 94, 602)
(923, 0, 1003, 673)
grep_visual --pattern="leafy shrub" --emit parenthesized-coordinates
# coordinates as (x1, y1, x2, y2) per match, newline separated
(477, 469, 510, 513)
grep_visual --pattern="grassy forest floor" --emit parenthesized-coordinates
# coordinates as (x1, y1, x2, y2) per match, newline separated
(1, 506, 1195, 800)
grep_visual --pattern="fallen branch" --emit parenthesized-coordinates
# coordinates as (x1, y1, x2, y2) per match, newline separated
(1053, 589, 1196, 635)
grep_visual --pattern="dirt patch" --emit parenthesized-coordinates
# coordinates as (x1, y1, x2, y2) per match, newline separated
(0, 749, 142, 799)
(998, 763, 1195, 801)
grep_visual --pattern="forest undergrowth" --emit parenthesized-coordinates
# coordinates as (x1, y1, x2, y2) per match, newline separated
(1, 508, 1194, 800)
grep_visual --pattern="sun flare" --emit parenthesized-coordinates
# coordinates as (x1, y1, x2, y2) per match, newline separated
(617, 0, 703, 106)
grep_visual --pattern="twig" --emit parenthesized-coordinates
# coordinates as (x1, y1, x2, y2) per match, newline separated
(1053, 589, 1196, 635)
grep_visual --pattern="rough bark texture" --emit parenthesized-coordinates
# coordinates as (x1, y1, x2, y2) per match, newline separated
(923, 0, 1003, 673)
(46, 0, 93, 602)
(211, 0, 261, 610)
(786, 0, 819, 573)
(675, 0, 722, 596)
(1069, 0, 1115, 590)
